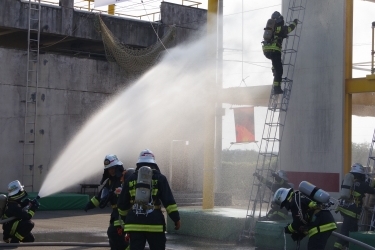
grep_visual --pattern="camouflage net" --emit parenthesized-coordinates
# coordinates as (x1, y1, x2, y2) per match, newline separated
(96, 15, 176, 75)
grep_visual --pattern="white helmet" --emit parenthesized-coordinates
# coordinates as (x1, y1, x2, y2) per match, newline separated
(273, 188, 292, 208)
(350, 163, 365, 174)
(104, 154, 123, 169)
(8, 180, 24, 197)
(276, 170, 288, 181)
(137, 149, 156, 164)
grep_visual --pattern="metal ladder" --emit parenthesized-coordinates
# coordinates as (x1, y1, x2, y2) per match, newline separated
(22, 0, 42, 192)
(238, 0, 307, 242)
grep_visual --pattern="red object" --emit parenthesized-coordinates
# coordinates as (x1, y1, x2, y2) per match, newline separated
(286, 171, 340, 192)
(233, 107, 255, 143)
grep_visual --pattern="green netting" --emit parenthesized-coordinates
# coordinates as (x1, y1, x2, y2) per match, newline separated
(96, 14, 176, 75)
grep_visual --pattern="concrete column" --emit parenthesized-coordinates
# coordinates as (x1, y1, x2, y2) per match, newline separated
(60, 0, 74, 36)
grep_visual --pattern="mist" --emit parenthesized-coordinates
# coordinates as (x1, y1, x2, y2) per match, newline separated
(38, 34, 216, 198)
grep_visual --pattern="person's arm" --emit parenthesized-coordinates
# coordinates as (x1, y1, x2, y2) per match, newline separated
(159, 175, 180, 229)
(117, 178, 131, 221)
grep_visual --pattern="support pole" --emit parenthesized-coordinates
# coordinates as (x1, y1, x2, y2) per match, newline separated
(202, 0, 218, 209)
(108, 4, 115, 15)
(344, 0, 353, 174)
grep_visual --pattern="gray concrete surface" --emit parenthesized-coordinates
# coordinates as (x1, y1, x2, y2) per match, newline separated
(280, 0, 345, 181)
(0, 0, 207, 193)
(0, 208, 254, 250)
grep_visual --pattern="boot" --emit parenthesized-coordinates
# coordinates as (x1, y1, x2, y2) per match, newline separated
(10, 237, 19, 243)
(273, 85, 283, 95)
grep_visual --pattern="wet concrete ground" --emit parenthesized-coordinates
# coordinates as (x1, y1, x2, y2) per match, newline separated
(0, 208, 255, 249)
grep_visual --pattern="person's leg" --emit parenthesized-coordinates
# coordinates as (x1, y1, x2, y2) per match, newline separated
(308, 230, 332, 250)
(107, 224, 128, 250)
(129, 232, 147, 250)
(146, 232, 166, 250)
(333, 216, 351, 249)
(13, 220, 34, 243)
(271, 52, 283, 85)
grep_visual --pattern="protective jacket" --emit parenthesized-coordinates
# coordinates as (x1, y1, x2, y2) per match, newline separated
(336, 173, 375, 219)
(262, 20, 297, 52)
(256, 174, 291, 220)
(2, 199, 37, 242)
(285, 191, 337, 238)
(117, 163, 180, 233)
(86, 169, 123, 226)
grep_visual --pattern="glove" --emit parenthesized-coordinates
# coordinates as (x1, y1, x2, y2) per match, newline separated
(291, 233, 303, 242)
(30, 199, 40, 210)
(84, 201, 95, 212)
(293, 19, 299, 24)
(174, 220, 181, 230)
(284, 225, 292, 234)
(253, 172, 259, 177)
(21, 198, 31, 207)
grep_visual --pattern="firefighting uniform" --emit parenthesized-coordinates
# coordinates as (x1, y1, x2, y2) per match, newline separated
(117, 163, 180, 250)
(85, 171, 127, 250)
(262, 20, 297, 88)
(2, 196, 37, 243)
(333, 173, 375, 250)
(256, 174, 291, 221)
(284, 191, 337, 250)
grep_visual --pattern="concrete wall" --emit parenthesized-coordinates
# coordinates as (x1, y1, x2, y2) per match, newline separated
(280, 0, 345, 191)
(0, 1, 207, 193)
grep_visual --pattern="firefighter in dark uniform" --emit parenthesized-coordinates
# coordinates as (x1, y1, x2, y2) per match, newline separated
(253, 170, 292, 221)
(2, 180, 40, 243)
(117, 149, 181, 250)
(273, 187, 337, 250)
(84, 154, 132, 250)
(262, 11, 298, 95)
(333, 163, 375, 250)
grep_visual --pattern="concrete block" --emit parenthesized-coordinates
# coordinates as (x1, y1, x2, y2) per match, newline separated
(167, 207, 246, 241)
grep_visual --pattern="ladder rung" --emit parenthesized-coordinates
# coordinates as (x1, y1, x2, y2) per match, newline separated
(30, 7, 40, 11)
(29, 28, 39, 32)
(30, 18, 40, 21)
(29, 39, 39, 42)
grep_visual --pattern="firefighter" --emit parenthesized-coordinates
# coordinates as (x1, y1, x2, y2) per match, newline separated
(262, 11, 298, 95)
(117, 149, 181, 250)
(333, 163, 375, 250)
(84, 154, 132, 250)
(253, 170, 292, 221)
(2, 180, 39, 243)
(273, 187, 337, 250)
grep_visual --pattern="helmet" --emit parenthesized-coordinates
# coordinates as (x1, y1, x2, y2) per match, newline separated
(273, 188, 292, 208)
(137, 149, 156, 164)
(104, 154, 123, 169)
(350, 163, 365, 174)
(271, 11, 284, 24)
(276, 170, 288, 181)
(7, 180, 25, 197)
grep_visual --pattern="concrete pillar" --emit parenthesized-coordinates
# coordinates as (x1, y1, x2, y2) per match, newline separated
(60, 0, 74, 36)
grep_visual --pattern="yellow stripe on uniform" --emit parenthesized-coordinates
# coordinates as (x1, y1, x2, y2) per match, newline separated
(308, 223, 337, 237)
(91, 197, 99, 207)
(118, 208, 129, 216)
(124, 224, 164, 232)
(166, 204, 178, 214)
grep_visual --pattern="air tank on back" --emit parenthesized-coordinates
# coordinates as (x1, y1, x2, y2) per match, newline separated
(135, 166, 153, 206)
(299, 181, 330, 203)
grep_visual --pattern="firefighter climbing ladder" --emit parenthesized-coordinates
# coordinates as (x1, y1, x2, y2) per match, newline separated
(360, 128, 375, 230)
(238, 0, 307, 242)
(22, 0, 42, 192)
